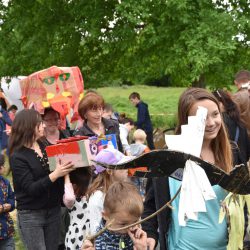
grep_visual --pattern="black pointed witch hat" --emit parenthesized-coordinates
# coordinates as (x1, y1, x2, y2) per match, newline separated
(94, 149, 250, 195)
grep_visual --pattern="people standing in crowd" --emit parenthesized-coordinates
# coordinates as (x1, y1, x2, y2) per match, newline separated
(74, 93, 123, 152)
(129, 129, 150, 197)
(118, 113, 134, 155)
(102, 103, 119, 121)
(82, 181, 147, 250)
(130, 129, 150, 157)
(7, 105, 18, 122)
(41, 107, 71, 250)
(42, 107, 70, 146)
(0, 154, 15, 250)
(212, 89, 250, 164)
(87, 148, 128, 235)
(233, 70, 250, 137)
(142, 88, 246, 250)
(64, 168, 92, 250)
(6, 105, 18, 134)
(129, 92, 155, 150)
(9, 109, 75, 250)
(0, 98, 12, 153)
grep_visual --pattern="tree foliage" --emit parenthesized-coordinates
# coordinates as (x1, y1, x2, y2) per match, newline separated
(0, 0, 249, 88)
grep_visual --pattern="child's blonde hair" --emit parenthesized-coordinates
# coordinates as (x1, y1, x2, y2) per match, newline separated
(104, 181, 144, 218)
(133, 129, 147, 143)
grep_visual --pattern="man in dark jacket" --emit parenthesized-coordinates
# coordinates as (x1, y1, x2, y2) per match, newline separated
(129, 92, 155, 149)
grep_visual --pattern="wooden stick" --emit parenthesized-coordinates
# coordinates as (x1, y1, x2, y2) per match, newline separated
(85, 185, 182, 241)
(86, 219, 114, 242)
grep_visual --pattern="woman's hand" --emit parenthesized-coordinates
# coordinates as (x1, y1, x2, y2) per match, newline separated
(127, 226, 147, 250)
(146, 238, 156, 250)
(49, 160, 75, 182)
(81, 240, 95, 250)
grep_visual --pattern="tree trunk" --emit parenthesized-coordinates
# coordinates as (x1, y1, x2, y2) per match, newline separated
(192, 74, 205, 88)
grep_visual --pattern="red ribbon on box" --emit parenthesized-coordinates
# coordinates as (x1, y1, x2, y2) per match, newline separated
(55, 136, 89, 144)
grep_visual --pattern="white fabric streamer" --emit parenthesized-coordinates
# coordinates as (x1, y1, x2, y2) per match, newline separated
(178, 160, 216, 226)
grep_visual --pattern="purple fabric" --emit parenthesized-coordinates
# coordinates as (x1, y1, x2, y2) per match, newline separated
(94, 148, 124, 174)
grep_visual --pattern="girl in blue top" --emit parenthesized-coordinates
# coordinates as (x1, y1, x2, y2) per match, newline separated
(142, 88, 242, 250)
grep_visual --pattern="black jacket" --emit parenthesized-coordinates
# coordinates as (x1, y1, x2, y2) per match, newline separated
(223, 113, 250, 164)
(10, 142, 63, 210)
(135, 101, 153, 133)
(74, 118, 123, 153)
(142, 177, 171, 250)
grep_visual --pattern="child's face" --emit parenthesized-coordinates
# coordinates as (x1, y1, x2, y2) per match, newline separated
(112, 169, 128, 182)
(103, 209, 140, 234)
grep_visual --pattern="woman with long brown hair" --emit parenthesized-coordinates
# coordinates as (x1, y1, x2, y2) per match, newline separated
(9, 109, 74, 250)
(142, 88, 244, 250)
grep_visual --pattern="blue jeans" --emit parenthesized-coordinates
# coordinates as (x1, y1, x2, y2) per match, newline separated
(17, 206, 61, 250)
(0, 237, 15, 250)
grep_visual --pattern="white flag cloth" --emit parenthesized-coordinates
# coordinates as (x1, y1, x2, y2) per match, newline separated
(178, 160, 216, 226)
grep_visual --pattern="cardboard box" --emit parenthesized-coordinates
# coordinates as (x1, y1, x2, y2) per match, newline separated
(45, 136, 92, 171)
(45, 134, 118, 171)
(88, 134, 118, 155)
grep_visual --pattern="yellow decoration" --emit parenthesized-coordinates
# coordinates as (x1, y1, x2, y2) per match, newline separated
(47, 93, 55, 99)
(219, 193, 250, 250)
(62, 91, 71, 97)
(79, 93, 84, 100)
(42, 101, 50, 107)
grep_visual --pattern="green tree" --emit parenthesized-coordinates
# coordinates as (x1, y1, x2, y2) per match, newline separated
(0, 0, 249, 87)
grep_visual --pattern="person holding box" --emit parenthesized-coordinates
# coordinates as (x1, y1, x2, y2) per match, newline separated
(9, 109, 75, 250)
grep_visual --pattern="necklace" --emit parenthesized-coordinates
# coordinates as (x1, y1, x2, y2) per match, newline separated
(32, 144, 50, 173)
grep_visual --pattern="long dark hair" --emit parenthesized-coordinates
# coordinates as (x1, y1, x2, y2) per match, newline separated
(9, 109, 42, 154)
(176, 88, 232, 173)
(0, 98, 7, 110)
(212, 89, 242, 126)
(70, 167, 92, 198)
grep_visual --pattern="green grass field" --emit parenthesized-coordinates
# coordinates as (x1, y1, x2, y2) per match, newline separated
(97, 85, 186, 128)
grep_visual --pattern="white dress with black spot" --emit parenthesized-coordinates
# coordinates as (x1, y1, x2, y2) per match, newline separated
(65, 196, 90, 250)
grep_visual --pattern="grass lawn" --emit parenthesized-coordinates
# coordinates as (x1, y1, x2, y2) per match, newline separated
(97, 85, 186, 129)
